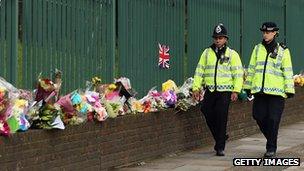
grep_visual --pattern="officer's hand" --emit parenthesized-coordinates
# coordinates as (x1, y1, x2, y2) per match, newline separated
(286, 93, 294, 98)
(192, 90, 201, 101)
(231, 92, 238, 102)
(244, 89, 251, 96)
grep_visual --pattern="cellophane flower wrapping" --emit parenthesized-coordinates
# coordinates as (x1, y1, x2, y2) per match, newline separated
(69, 91, 89, 125)
(31, 103, 63, 129)
(85, 91, 108, 122)
(175, 78, 200, 111)
(6, 99, 31, 132)
(35, 78, 56, 103)
(162, 79, 178, 92)
(137, 87, 166, 113)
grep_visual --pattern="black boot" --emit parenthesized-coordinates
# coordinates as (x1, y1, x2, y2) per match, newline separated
(264, 151, 276, 158)
(216, 150, 225, 156)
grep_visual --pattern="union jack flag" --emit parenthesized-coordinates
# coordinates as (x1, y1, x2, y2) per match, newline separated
(158, 43, 170, 69)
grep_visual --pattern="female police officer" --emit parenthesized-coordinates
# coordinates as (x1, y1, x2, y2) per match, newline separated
(244, 22, 295, 157)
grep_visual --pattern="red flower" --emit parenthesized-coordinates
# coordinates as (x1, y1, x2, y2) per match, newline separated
(0, 119, 10, 137)
(87, 112, 94, 122)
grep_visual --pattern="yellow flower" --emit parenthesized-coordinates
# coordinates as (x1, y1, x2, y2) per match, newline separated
(39, 79, 54, 91)
(162, 80, 178, 92)
(108, 84, 117, 90)
(0, 87, 6, 93)
(132, 101, 143, 112)
(75, 104, 81, 111)
(14, 99, 28, 108)
(92, 76, 102, 85)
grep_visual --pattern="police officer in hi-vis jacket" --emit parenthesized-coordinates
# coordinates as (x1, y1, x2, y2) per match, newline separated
(244, 22, 295, 158)
(192, 23, 243, 156)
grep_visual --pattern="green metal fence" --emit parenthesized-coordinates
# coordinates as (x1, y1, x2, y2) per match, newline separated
(0, 0, 18, 84)
(241, 0, 285, 67)
(21, 0, 115, 92)
(117, 0, 185, 96)
(1, 0, 303, 96)
(286, 0, 304, 73)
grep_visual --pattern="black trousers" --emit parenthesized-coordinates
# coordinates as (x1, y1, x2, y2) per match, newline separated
(253, 94, 285, 152)
(201, 89, 231, 151)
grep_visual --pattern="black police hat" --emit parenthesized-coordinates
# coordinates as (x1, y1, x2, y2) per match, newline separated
(260, 22, 279, 31)
(212, 23, 228, 38)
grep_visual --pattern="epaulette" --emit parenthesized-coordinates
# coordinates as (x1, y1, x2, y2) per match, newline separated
(279, 42, 288, 49)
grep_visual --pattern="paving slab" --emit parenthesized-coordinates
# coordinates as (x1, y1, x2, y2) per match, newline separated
(116, 122, 304, 171)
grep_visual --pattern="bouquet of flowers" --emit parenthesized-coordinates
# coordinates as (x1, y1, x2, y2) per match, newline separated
(136, 87, 166, 113)
(85, 91, 108, 122)
(130, 98, 144, 113)
(0, 87, 8, 114)
(90, 76, 102, 92)
(103, 98, 121, 118)
(148, 88, 166, 111)
(30, 103, 63, 129)
(56, 90, 91, 125)
(0, 87, 10, 136)
(23, 71, 63, 129)
(175, 78, 200, 111)
(162, 90, 177, 108)
(175, 98, 194, 112)
(294, 72, 304, 87)
(176, 78, 193, 99)
(0, 77, 20, 99)
(64, 91, 89, 125)
(35, 70, 62, 103)
(35, 78, 56, 103)
(101, 78, 137, 117)
(6, 99, 31, 133)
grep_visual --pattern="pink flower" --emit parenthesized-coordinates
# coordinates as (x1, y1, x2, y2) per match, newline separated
(162, 90, 177, 107)
(0, 118, 10, 136)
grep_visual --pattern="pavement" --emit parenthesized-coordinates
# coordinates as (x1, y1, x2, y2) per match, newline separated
(116, 121, 304, 171)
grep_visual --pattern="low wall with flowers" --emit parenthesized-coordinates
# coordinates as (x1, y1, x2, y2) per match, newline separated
(0, 87, 304, 170)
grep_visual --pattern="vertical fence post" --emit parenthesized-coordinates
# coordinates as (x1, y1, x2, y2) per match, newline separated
(10, 0, 18, 85)
(112, 0, 116, 79)
(284, 0, 287, 44)
(240, 0, 243, 60)
(183, 0, 188, 81)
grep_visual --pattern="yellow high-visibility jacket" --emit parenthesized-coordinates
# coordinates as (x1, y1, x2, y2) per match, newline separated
(243, 43, 295, 98)
(193, 46, 244, 93)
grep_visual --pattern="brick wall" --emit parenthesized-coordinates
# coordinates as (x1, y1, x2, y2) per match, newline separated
(0, 87, 304, 170)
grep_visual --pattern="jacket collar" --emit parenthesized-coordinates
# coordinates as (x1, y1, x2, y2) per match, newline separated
(262, 39, 277, 54)
(210, 44, 227, 59)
